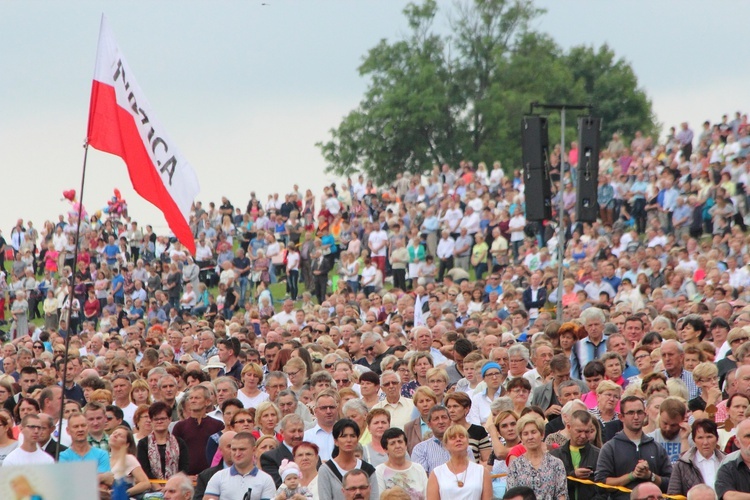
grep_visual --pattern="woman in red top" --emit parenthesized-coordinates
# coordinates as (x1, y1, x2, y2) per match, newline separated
(83, 289, 101, 326)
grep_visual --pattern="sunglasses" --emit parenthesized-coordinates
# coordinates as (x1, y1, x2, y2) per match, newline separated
(233, 419, 253, 425)
(324, 363, 336, 369)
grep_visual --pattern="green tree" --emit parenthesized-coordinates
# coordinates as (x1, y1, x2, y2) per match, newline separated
(564, 44, 658, 142)
(317, 1, 461, 185)
(317, 0, 658, 181)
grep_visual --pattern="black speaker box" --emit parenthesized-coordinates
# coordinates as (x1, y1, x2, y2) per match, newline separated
(576, 116, 600, 222)
(522, 116, 552, 221)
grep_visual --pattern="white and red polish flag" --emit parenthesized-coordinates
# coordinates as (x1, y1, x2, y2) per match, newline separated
(87, 15, 199, 254)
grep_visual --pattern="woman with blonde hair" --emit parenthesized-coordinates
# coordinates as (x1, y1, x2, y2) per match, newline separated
(130, 379, 152, 406)
(252, 401, 282, 442)
(238, 362, 268, 409)
(690, 362, 722, 418)
(591, 380, 623, 441)
(427, 424, 491, 500)
(506, 415, 567, 500)
(404, 386, 438, 454)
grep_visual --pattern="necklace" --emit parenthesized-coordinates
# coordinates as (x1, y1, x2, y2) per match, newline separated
(449, 460, 468, 488)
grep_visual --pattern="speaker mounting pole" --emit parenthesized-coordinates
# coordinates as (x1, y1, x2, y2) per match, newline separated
(529, 103, 594, 321)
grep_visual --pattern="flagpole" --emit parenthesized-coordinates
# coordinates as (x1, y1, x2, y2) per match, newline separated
(55, 139, 90, 461)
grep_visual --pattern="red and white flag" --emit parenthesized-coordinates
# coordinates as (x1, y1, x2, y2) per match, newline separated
(87, 15, 199, 254)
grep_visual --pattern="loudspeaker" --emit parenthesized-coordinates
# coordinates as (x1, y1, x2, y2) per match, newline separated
(525, 169, 552, 221)
(522, 116, 552, 221)
(576, 116, 601, 223)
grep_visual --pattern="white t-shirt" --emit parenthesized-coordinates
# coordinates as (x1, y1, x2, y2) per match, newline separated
(119, 402, 139, 428)
(3, 446, 54, 466)
(286, 252, 300, 271)
(237, 390, 270, 410)
(361, 266, 378, 286)
(368, 231, 388, 257)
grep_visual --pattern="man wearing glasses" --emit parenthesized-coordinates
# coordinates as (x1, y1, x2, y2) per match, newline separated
(372, 370, 414, 429)
(303, 390, 340, 460)
(595, 395, 672, 500)
(360, 332, 388, 375)
(3, 414, 54, 465)
(341, 469, 372, 500)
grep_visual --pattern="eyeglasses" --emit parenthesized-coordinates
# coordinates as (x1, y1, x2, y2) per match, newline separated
(335, 379, 349, 385)
(484, 371, 501, 378)
(285, 369, 302, 377)
(634, 354, 650, 362)
(324, 363, 336, 369)
(180, 360, 191, 365)
(623, 410, 646, 417)
(344, 486, 370, 492)
(382, 381, 399, 387)
(233, 419, 253, 425)
(316, 329, 326, 333)
(151, 417, 169, 423)
(33, 345, 43, 349)
(317, 405, 337, 412)
(732, 337, 749, 343)
(364, 345, 375, 353)
(25, 425, 42, 431)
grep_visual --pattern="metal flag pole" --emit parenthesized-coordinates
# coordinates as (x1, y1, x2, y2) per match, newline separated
(55, 139, 90, 461)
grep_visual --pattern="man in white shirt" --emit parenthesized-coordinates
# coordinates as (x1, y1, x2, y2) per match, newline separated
(204, 432, 276, 500)
(523, 341, 554, 391)
(303, 390, 339, 461)
(271, 299, 296, 326)
(442, 202, 463, 236)
(436, 229, 455, 282)
(458, 206, 480, 235)
(4, 414, 54, 465)
(112, 375, 138, 427)
(373, 370, 415, 429)
(368, 223, 389, 276)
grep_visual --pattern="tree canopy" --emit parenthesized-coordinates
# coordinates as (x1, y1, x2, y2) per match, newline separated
(317, 0, 657, 184)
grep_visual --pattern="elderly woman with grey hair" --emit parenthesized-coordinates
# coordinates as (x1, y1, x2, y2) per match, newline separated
(343, 399, 372, 445)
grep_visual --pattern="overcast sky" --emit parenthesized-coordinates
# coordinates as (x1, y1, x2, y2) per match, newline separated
(0, 0, 747, 234)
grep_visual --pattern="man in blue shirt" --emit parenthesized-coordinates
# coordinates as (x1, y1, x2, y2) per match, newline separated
(60, 413, 113, 488)
(103, 235, 119, 267)
(111, 268, 125, 304)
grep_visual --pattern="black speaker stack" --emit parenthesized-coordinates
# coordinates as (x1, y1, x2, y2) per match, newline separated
(521, 116, 552, 221)
(576, 116, 601, 222)
(521, 114, 600, 223)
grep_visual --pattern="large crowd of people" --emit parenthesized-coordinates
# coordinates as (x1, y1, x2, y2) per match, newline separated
(0, 113, 749, 500)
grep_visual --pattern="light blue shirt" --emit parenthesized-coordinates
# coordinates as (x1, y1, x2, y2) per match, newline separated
(59, 446, 111, 473)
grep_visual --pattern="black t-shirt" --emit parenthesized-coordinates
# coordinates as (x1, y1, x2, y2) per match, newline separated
(224, 288, 237, 312)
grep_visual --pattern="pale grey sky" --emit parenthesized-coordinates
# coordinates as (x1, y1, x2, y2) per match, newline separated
(0, 0, 747, 234)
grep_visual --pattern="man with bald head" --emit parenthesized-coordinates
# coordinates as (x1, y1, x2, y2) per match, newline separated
(630, 482, 663, 500)
(194, 431, 235, 500)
